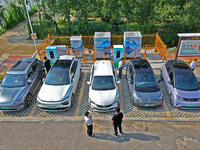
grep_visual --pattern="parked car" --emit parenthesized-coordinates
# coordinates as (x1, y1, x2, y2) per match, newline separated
(161, 60, 200, 109)
(37, 55, 81, 110)
(126, 58, 163, 107)
(87, 60, 121, 111)
(0, 57, 44, 110)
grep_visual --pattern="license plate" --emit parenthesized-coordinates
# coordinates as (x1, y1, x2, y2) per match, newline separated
(1, 107, 10, 110)
(144, 104, 154, 107)
(186, 105, 196, 108)
(47, 107, 57, 109)
(100, 108, 109, 111)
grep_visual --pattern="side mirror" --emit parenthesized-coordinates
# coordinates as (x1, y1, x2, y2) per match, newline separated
(42, 78, 45, 83)
(117, 81, 121, 84)
(87, 81, 91, 85)
(167, 80, 172, 85)
(130, 80, 133, 84)
(27, 79, 33, 84)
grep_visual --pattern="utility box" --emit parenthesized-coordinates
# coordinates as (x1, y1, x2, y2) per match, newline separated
(94, 32, 111, 58)
(46, 46, 59, 66)
(113, 45, 124, 67)
(124, 31, 142, 58)
(56, 45, 67, 56)
(70, 36, 83, 57)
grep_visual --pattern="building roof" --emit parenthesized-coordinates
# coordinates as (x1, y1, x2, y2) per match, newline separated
(94, 32, 111, 38)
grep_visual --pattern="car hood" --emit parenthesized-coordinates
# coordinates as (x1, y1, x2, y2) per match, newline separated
(0, 86, 25, 104)
(175, 89, 200, 98)
(135, 90, 162, 100)
(38, 84, 70, 101)
(89, 89, 117, 105)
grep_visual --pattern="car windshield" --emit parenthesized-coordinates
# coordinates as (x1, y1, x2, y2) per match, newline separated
(45, 68, 70, 85)
(135, 72, 159, 91)
(1, 74, 26, 87)
(92, 76, 115, 90)
(175, 70, 200, 91)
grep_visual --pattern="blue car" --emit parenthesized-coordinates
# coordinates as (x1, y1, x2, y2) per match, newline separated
(0, 57, 44, 110)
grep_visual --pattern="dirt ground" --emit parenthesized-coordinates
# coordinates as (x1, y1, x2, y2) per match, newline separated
(0, 12, 41, 62)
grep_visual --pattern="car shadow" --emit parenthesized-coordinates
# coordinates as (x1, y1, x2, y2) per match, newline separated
(92, 132, 160, 143)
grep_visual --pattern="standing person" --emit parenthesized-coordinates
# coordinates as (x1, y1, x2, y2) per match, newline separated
(111, 107, 124, 137)
(84, 111, 95, 137)
(118, 58, 124, 79)
(190, 59, 198, 71)
(44, 56, 51, 73)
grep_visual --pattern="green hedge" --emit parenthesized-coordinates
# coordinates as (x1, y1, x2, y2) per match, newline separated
(33, 20, 199, 47)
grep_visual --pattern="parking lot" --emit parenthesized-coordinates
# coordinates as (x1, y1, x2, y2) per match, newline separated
(0, 68, 200, 120)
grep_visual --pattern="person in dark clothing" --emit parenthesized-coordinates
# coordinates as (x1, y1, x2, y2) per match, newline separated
(44, 56, 51, 73)
(111, 107, 124, 137)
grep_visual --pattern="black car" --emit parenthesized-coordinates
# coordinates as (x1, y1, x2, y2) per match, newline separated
(126, 58, 163, 107)
(0, 57, 44, 110)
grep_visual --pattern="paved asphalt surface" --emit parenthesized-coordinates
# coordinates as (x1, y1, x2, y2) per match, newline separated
(0, 120, 199, 150)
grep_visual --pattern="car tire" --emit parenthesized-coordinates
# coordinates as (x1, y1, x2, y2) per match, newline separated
(25, 93, 33, 107)
(160, 70, 163, 81)
(79, 69, 82, 80)
(170, 94, 174, 106)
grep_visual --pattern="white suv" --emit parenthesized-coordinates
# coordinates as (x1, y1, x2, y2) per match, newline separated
(87, 60, 121, 111)
(37, 55, 81, 110)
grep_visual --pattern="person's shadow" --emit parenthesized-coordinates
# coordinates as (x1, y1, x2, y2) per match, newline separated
(92, 133, 160, 143)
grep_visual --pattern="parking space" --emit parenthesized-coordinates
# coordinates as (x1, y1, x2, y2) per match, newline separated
(0, 69, 200, 119)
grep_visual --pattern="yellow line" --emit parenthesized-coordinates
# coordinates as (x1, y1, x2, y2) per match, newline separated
(29, 101, 38, 117)
(163, 98, 172, 118)
(118, 82, 123, 112)
(1, 116, 200, 120)
(75, 72, 86, 116)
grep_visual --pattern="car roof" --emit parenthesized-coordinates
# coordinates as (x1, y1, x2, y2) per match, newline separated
(166, 60, 190, 70)
(8, 57, 36, 74)
(59, 55, 75, 60)
(93, 61, 113, 76)
(130, 58, 152, 71)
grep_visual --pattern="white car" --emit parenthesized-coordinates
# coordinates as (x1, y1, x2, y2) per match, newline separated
(87, 60, 121, 111)
(37, 55, 81, 110)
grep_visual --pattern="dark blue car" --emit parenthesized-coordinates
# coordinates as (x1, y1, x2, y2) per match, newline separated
(0, 57, 44, 110)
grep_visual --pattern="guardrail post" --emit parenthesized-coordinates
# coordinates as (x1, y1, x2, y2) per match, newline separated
(67, 46, 70, 55)
(144, 45, 147, 59)
(83, 46, 86, 63)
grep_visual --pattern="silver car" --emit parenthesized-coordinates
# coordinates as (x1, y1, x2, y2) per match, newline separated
(0, 57, 44, 110)
(126, 59, 163, 107)
(37, 55, 81, 110)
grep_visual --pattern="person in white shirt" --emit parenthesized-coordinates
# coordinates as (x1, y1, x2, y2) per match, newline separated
(84, 111, 94, 137)
(190, 59, 198, 71)
(118, 58, 124, 79)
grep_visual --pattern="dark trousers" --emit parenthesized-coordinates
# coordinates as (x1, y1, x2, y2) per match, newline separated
(119, 67, 123, 78)
(87, 124, 93, 136)
(114, 123, 122, 136)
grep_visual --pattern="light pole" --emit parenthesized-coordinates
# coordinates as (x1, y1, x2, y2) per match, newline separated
(24, 0, 39, 56)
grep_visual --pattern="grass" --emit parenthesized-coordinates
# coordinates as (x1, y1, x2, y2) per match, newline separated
(0, 27, 6, 35)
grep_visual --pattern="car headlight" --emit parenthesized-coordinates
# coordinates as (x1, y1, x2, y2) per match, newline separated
(177, 95, 184, 101)
(133, 94, 142, 101)
(89, 98, 95, 104)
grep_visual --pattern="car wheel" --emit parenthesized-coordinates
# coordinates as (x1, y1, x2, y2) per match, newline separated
(170, 94, 174, 106)
(25, 93, 33, 107)
(160, 70, 163, 81)
(79, 69, 82, 80)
